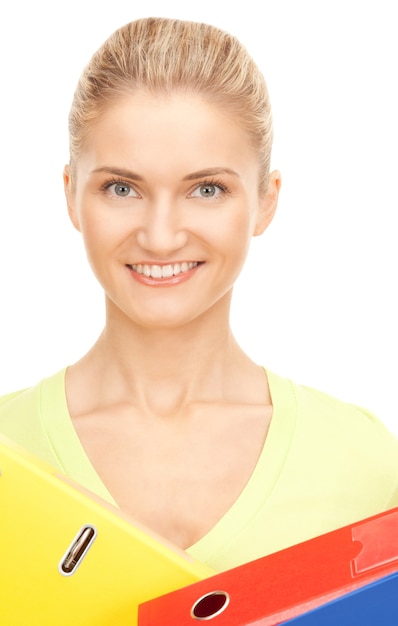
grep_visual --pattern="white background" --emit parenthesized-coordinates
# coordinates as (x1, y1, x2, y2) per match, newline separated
(0, 1, 397, 433)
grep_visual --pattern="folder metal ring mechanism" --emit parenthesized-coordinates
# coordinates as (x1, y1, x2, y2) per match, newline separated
(0, 434, 214, 626)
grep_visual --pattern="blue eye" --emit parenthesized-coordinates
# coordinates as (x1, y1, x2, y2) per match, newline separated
(198, 184, 217, 197)
(100, 180, 140, 198)
(191, 183, 226, 198)
(113, 182, 132, 196)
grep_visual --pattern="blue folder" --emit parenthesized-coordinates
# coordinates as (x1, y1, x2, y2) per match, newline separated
(283, 570, 398, 625)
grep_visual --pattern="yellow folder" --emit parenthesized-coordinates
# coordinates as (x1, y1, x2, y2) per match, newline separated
(0, 434, 214, 625)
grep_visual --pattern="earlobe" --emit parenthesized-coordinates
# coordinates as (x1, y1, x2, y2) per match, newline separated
(253, 170, 281, 236)
(63, 165, 81, 232)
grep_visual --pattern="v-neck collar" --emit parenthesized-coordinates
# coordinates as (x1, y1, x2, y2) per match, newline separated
(40, 367, 296, 561)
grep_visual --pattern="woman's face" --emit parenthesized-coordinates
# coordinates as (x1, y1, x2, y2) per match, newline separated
(64, 91, 280, 329)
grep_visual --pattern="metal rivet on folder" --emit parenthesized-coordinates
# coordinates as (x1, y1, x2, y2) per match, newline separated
(191, 591, 230, 620)
(59, 525, 97, 576)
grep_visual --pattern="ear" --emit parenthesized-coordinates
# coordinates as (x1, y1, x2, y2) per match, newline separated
(253, 170, 281, 236)
(63, 164, 81, 232)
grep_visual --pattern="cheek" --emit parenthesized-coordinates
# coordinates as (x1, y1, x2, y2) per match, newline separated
(76, 211, 121, 278)
(80, 220, 107, 258)
(78, 204, 122, 249)
(204, 210, 255, 278)
(222, 208, 257, 250)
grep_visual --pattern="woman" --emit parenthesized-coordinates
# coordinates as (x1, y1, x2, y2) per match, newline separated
(1, 17, 397, 572)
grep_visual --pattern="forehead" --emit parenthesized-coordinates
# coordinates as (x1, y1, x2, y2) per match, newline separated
(77, 91, 260, 179)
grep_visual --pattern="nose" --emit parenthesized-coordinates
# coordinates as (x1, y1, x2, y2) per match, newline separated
(136, 200, 188, 257)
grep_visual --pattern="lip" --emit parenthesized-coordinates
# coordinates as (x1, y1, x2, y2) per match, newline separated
(127, 261, 203, 287)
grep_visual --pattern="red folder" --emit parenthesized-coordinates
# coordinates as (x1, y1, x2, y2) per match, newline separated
(138, 507, 398, 625)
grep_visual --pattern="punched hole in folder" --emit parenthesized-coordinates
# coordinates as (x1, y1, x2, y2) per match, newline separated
(191, 591, 230, 620)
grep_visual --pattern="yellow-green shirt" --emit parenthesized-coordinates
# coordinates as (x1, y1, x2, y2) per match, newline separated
(1, 368, 398, 571)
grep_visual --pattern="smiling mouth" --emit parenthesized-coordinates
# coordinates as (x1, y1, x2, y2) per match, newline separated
(129, 261, 200, 279)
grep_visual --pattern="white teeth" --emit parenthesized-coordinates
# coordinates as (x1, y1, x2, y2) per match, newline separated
(150, 265, 162, 278)
(131, 262, 199, 278)
(162, 264, 174, 278)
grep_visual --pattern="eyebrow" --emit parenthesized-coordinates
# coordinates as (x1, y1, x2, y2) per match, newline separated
(91, 166, 144, 180)
(182, 167, 240, 181)
(91, 166, 240, 181)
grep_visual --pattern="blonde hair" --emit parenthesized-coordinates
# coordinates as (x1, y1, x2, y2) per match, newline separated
(68, 17, 273, 194)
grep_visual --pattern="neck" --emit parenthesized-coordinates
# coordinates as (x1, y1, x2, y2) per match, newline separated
(68, 294, 260, 416)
